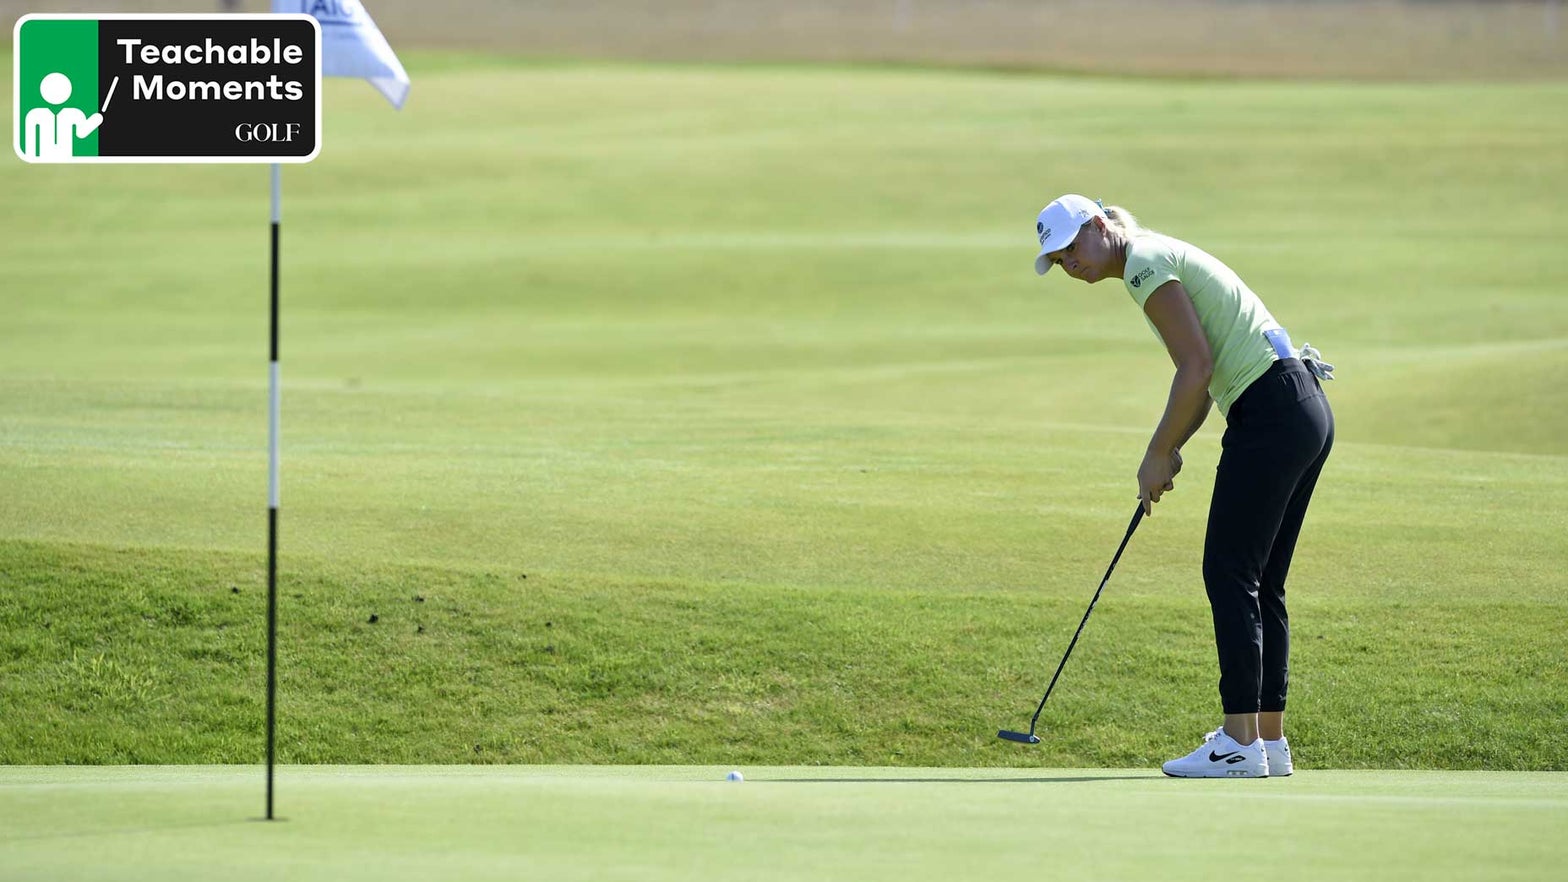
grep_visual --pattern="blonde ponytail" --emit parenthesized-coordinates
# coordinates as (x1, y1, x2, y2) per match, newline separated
(1102, 205, 1148, 237)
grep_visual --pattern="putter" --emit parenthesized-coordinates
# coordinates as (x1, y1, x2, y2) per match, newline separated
(998, 504, 1146, 745)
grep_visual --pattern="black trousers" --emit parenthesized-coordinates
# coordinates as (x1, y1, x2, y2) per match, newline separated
(1203, 358, 1334, 715)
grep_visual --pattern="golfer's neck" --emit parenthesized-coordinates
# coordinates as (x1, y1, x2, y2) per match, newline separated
(1109, 238, 1129, 281)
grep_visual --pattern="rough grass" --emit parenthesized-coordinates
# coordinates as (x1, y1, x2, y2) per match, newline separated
(3, 539, 1565, 769)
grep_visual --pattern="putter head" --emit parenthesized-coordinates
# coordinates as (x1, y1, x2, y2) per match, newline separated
(997, 729, 1041, 744)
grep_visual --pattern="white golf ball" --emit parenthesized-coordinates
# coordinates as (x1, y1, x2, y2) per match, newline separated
(726, 770, 744, 782)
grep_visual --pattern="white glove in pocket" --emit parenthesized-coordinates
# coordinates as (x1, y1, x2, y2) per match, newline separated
(1297, 343, 1335, 381)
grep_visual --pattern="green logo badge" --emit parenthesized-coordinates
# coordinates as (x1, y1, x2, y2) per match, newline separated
(15, 17, 102, 159)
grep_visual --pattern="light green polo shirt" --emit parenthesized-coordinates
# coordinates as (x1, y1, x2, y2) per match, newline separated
(1122, 233, 1282, 416)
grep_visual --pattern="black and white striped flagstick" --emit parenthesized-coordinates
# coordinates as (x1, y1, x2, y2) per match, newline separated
(266, 162, 282, 821)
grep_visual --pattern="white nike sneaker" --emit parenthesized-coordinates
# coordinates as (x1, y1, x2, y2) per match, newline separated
(1162, 729, 1269, 778)
(1263, 737, 1293, 776)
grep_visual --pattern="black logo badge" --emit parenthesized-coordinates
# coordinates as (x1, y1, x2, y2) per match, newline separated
(15, 13, 321, 163)
(1130, 267, 1155, 288)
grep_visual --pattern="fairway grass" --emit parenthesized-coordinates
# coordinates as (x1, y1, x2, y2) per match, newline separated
(3, 765, 1567, 882)
(2, 57, 1566, 770)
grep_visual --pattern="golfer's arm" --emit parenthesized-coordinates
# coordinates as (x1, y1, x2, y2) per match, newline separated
(1143, 281, 1213, 456)
(1177, 394, 1213, 446)
(1170, 368, 1212, 442)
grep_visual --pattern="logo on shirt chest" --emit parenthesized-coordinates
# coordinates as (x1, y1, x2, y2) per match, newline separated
(1129, 267, 1155, 288)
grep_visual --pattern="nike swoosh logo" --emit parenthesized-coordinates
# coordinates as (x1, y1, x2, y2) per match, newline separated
(1209, 751, 1240, 762)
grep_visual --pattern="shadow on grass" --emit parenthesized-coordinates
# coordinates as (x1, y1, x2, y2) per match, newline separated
(766, 774, 1154, 784)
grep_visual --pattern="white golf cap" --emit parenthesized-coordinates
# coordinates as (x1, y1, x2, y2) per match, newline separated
(1033, 194, 1105, 275)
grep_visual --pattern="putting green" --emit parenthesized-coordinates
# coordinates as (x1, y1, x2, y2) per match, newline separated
(2, 765, 1565, 881)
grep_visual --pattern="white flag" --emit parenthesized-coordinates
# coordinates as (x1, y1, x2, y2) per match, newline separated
(271, 1, 410, 109)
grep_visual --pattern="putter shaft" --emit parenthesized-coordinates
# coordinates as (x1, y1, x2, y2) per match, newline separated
(999, 504, 1145, 744)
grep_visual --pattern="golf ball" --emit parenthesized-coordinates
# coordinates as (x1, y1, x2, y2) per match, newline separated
(726, 770, 744, 782)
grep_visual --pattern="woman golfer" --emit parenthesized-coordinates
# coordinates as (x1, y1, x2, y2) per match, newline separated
(1033, 194, 1334, 778)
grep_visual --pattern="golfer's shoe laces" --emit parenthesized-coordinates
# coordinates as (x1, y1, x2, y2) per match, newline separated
(1297, 343, 1335, 381)
(1162, 729, 1269, 779)
(1199, 727, 1293, 775)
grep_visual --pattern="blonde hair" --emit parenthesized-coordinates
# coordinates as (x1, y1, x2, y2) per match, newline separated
(1101, 205, 1150, 237)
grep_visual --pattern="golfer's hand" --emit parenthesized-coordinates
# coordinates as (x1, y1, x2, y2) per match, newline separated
(1138, 448, 1179, 516)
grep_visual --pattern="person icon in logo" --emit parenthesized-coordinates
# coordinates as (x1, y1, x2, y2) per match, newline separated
(24, 72, 103, 159)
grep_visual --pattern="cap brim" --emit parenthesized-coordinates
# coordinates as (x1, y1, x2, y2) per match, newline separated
(1033, 225, 1083, 276)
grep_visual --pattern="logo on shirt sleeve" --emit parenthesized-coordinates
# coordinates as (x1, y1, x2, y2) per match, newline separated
(1129, 267, 1155, 288)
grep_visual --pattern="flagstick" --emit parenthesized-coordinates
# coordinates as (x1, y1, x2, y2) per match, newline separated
(266, 162, 282, 822)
